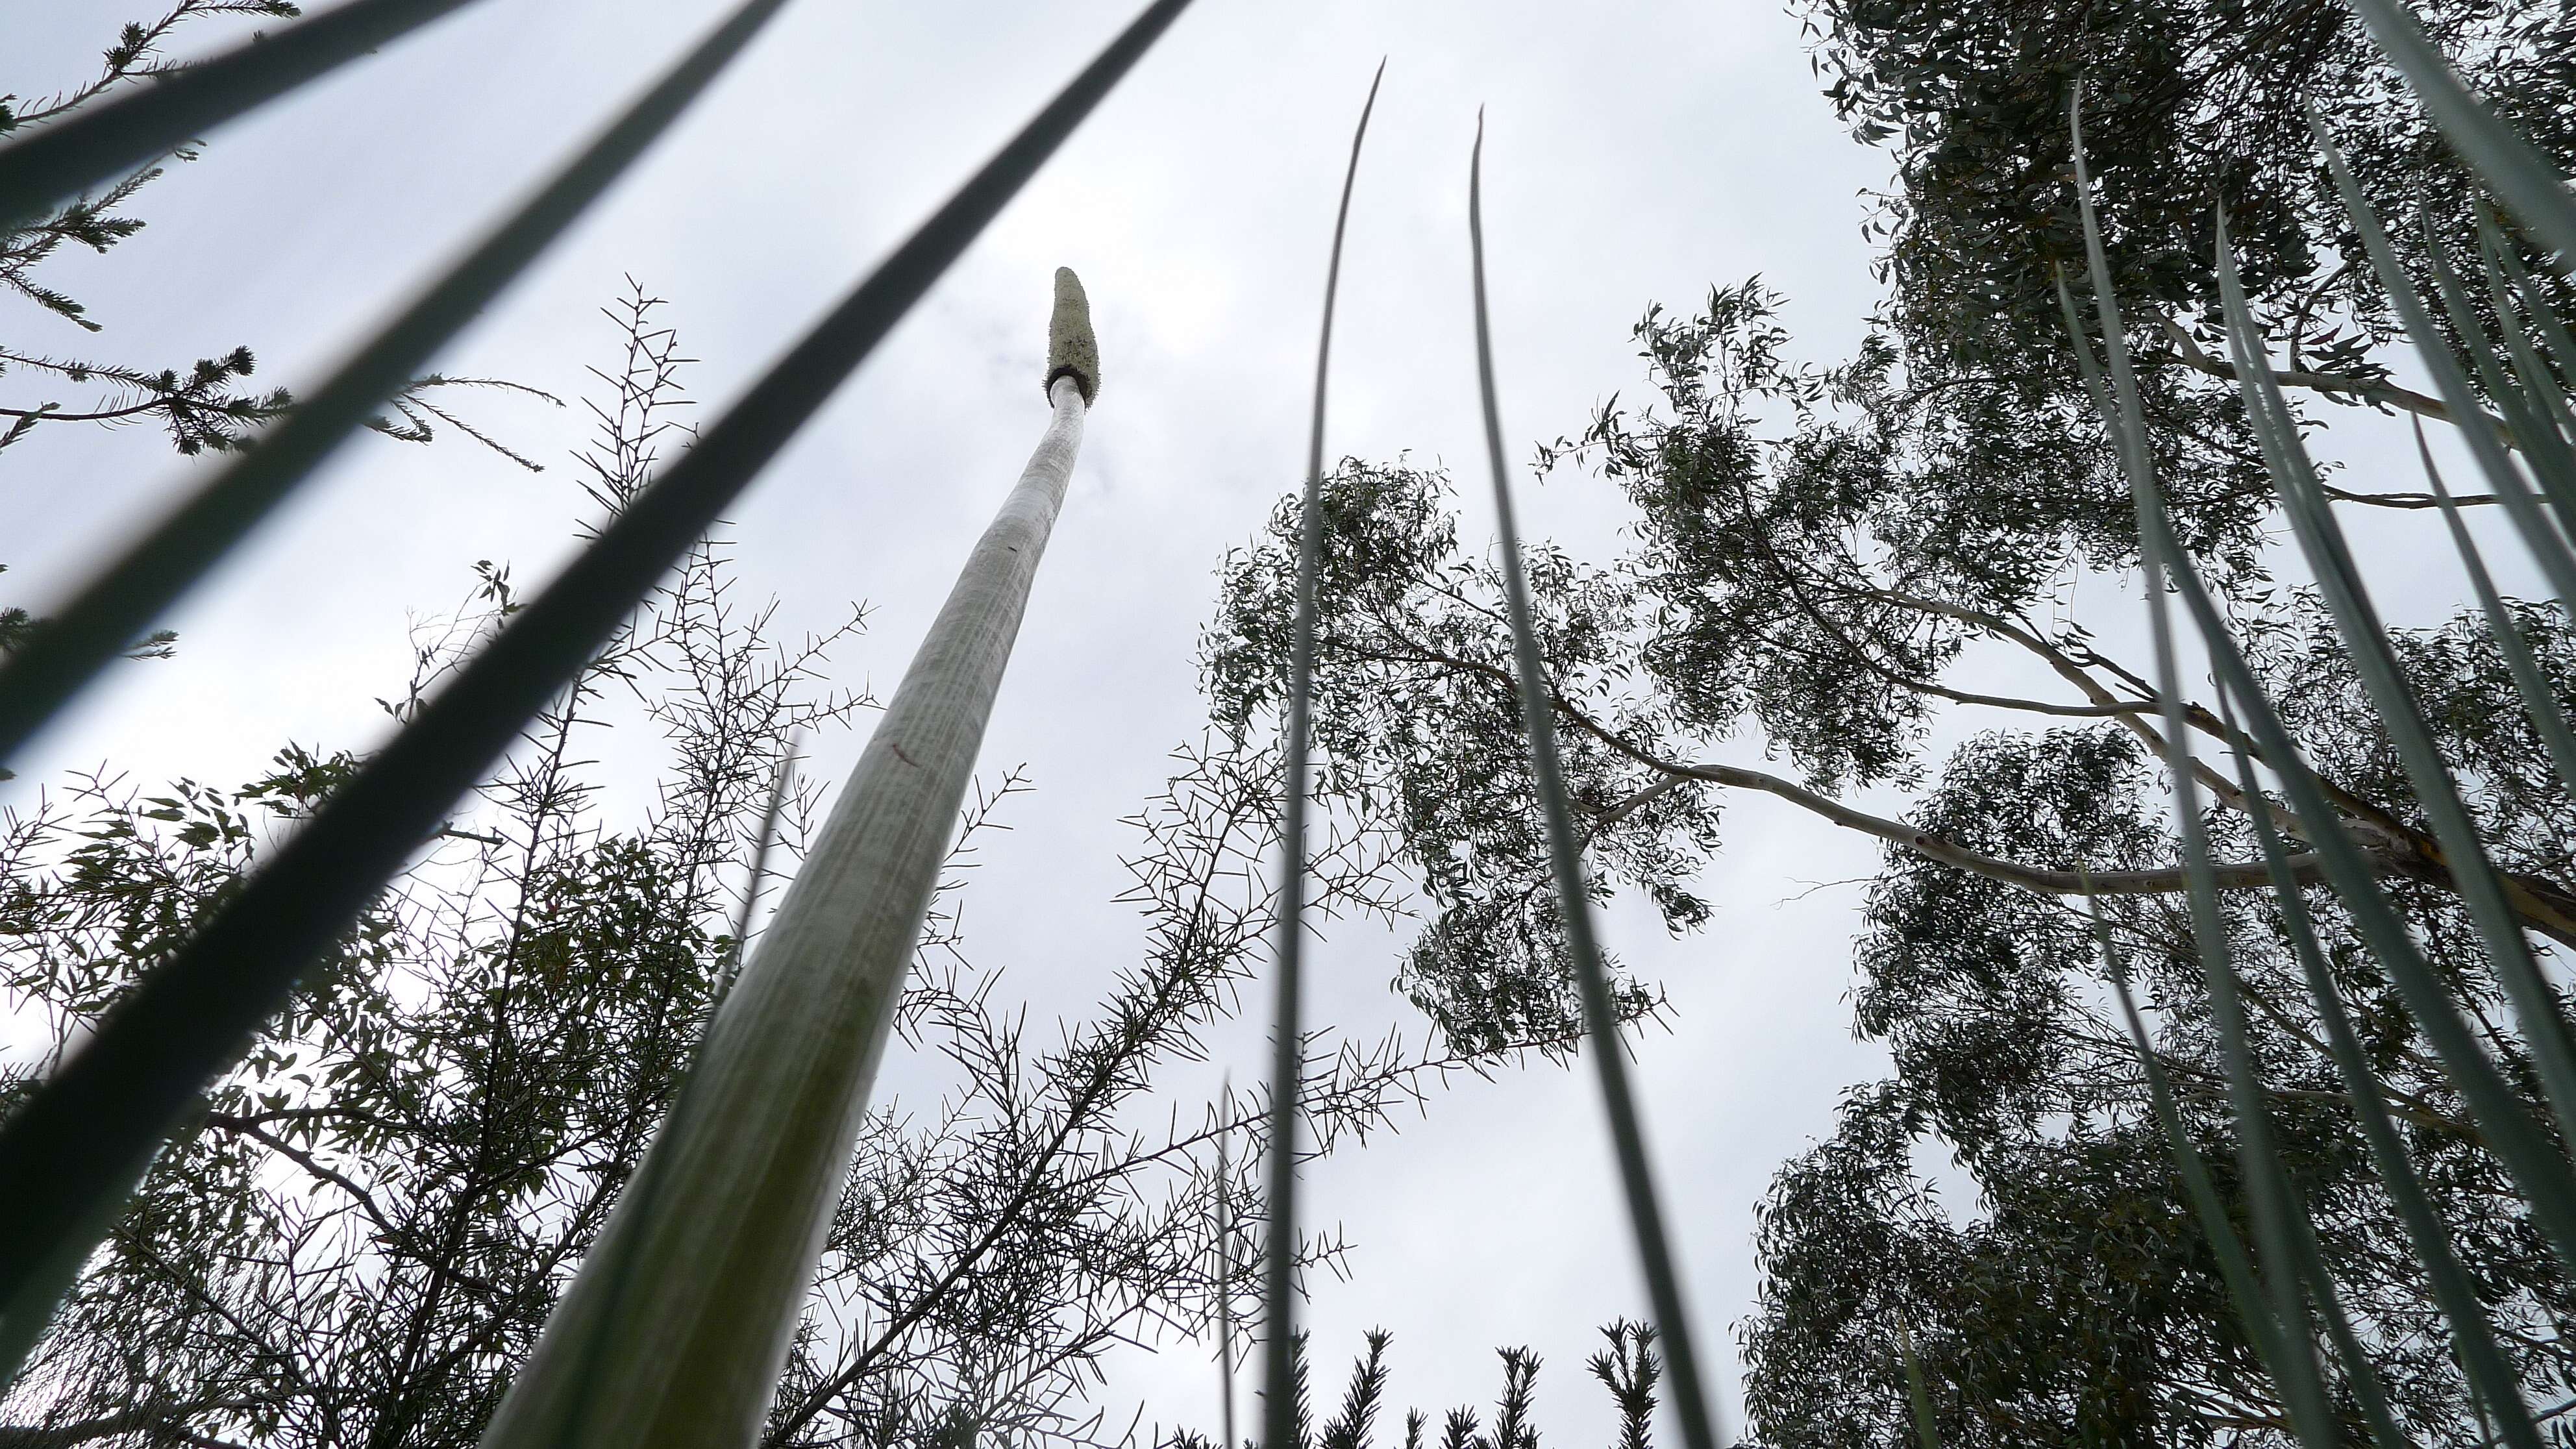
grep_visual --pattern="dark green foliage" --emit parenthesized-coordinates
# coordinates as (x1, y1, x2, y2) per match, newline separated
(1488, 1349, 1541, 1449)
(1746, 1082, 2253, 1446)
(1589, 1323, 1659, 1449)
(1206, 240, 2576, 1444)
(1742, 608, 2576, 1446)
(1321, 1331, 1394, 1449)
(1206, 457, 1686, 1054)
(1549, 278, 2275, 669)
(1206, 281, 2279, 1058)
(1796, 0, 2574, 408)
(1198, 1328, 1663, 1449)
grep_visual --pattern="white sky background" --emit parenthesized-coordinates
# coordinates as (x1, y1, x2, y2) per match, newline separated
(0, 0, 2542, 1444)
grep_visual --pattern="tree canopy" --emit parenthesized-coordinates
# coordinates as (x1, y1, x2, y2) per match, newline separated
(1800, 0, 2574, 425)
(1202, 251, 2576, 1442)
(8, 0, 2576, 1443)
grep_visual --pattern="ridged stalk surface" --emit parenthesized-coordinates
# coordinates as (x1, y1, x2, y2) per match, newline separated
(479, 367, 1089, 1449)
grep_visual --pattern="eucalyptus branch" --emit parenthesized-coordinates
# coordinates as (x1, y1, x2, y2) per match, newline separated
(1358, 635, 2353, 898)
(2157, 316, 2520, 451)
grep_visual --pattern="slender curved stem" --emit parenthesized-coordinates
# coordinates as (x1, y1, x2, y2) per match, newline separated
(1467, 116, 1723, 1449)
(1263, 59, 1382, 1449)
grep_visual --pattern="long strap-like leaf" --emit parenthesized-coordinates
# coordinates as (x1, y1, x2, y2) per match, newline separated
(2062, 86, 2576, 1444)
(2334, 0, 2576, 269)
(2211, 204, 2576, 1161)
(2212, 707, 2546, 1449)
(1262, 60, 1382, 1449)
(0, 0, 490, 223)
(2310, 116, 2576, 610)
(1467, 116, 1723, 1449)
(2411, 422, 2576, 802)
(2052, 121, 2576, 1288)
(2070, 98, 2416, 1448)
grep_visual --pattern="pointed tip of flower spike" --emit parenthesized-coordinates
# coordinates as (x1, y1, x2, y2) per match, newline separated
(1046, 266, 1099, 406)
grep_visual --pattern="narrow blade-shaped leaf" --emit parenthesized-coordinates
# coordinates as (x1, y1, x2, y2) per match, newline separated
(1468, 116, 1723, 1449)
(2216, 704, 2546, 1449)
(0, 0, 490, 222)
(2414, 420, 2576, 804)
(2064, 106, 2340, 1444)
(1263, 58, 1383, 1449)
(2312, 117, 2576, 610)
(2335, 0, 2576, 268)
(2211, 208, 2576, 1156)
(2420, 230, 2576, 523)
(2051, 161, 2576, 1296)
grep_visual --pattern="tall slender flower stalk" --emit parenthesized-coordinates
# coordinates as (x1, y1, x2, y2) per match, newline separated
(475, 270, 1102, 1449)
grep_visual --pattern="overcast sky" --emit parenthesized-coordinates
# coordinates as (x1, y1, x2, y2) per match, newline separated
(2, 1, 2536, 1443)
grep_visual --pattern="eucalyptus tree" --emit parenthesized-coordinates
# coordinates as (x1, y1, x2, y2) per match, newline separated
(1799, 0, 2573, 427)
(1199, 251, 2576, 1448)
(0, 290, 1565, 1449)
(1187, 11, 2576, 1447)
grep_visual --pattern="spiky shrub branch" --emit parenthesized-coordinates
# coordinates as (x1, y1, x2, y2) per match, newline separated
(0, 5, 297, 456)
(0, 5, 560, 463)
(1161, 1324, 1665, 1449)
(0, 289, 856, 1441)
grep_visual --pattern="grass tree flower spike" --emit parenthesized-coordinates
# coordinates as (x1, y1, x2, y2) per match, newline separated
(477, 270, 1098, 1449)
(1050, 265, 1102, 403)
